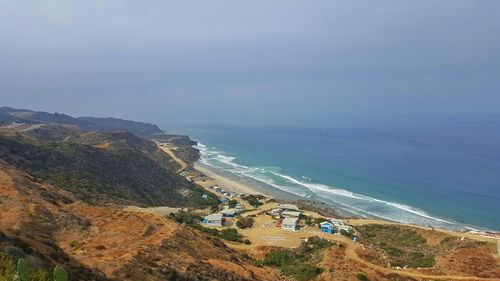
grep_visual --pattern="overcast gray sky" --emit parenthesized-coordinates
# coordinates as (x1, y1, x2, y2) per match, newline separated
(1, 1, 499, 125)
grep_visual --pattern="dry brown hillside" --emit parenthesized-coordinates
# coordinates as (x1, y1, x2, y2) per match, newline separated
(0, 160, 282, 280)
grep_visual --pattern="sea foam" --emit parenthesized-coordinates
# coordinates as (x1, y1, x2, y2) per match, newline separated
(196, 142, 462, 229)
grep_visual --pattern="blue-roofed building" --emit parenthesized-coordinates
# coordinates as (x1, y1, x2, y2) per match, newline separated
(202, 213, 223, 227)
(319, 221, 335, 234)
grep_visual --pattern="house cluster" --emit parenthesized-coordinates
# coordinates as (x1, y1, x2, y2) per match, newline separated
(210, 185, 239, 199)
(220, 204, 245, 217)
(269, 204, 303, 231)
(319, 218, 354, 235)
(202, 199, 245, 227)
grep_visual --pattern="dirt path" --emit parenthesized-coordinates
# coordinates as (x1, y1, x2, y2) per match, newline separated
(156, 143, 188, 173)
(227, 205, 499, 281)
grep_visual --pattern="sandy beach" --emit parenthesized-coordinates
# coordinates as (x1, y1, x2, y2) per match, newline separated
(194, 162, 265, 196)
(193, 161, 500, 245)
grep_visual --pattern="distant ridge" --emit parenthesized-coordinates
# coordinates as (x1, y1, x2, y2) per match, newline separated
(0, 106, 162, 136)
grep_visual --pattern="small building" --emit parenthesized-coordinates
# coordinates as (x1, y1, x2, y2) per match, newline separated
(330, 219, 354, 233)
(319, 221, 335, 234)
(281, 217, 298, 231)
(202, 213, 223, 227)
(221, 208, 238, 217)
(219, 198, 228, 204)
(277, 204, 299, 211)
(282, 210, 302, 218)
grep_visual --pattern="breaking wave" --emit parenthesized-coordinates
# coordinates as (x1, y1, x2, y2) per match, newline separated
(196, 142, 464, 230)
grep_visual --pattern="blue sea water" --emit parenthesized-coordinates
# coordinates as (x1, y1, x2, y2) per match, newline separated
(161, 118, 500, 231)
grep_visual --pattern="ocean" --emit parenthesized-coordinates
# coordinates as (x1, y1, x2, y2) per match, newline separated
(161, 118, 500, 231)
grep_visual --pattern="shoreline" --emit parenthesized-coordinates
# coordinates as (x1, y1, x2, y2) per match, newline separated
(192, 160, 500, 243)
(194, 162, 267, 196)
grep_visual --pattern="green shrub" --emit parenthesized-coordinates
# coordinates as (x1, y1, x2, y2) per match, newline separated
(263, 250, 296, 266)
(340, 229, 354, 238)
(219, 229, 241, 242)
(356, 225, 426, 247)
(281, 264, 323, 281)
(53, 266, 68, 281)
(382, 246, 404, 257)
(227, 199, 238, 208)
(409, 256, 435, 268)
(241, 195, 263, 207)
(356, 273, 370, 281)
(313, 217, 327, 226)
(261, 236, 333, 281)
(188, 224, 249, 243)
(0, 252, 15, 280)
(306, 236, 333, 251)
(0, 253, 52, 281)
(356, 224, 436, 269)
(236, 217, 254, 229)
(169, 211, 201, 224)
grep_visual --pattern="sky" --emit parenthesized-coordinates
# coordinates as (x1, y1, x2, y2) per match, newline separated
(1, 1, 499, 126)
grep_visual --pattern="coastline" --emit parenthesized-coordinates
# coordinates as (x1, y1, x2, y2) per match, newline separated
(194, 162, 266, 196)
(192, 160, 500, 243)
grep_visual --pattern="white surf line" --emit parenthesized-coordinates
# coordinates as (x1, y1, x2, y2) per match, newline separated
(268, 170, 456, 225)
(199, 142, 462, 227)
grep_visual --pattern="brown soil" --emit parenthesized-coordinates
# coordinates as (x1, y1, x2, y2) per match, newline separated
(0, 160, 282, 280)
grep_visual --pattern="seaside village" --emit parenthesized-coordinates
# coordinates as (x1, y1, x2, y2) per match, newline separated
(153, 140, 359, 248)
(168, 170, 359, 248)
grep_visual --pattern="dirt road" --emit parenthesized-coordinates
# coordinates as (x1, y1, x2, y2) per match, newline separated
(156, 143, 188, 173)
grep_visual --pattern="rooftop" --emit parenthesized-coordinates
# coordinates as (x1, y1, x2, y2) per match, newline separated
(277, 204, 299, 211)
(282, 210, 302, 217)
(221, 208, 237, 215)
(204, 213, 223, 221)
(282, 217, 298, 225)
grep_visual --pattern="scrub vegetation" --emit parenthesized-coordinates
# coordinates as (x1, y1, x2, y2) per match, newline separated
(257, 236, 334, 281)
(356, 224, 435, 268)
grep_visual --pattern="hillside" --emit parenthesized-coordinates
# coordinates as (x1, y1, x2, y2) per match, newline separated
(0, 160, 282, 280)
(0, 107, 162, 136)
(0, 126, 215, 208)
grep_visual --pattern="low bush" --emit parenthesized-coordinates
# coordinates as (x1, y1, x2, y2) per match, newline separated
(227, 199, 238, 208)
(356, 273, 370, 281)
(241, 195, 263, 207)
(263, 250, 296, 266)
(382, 245, 404, 257)
(0, 252, 54, 281)
(188, 224, 250, 244)
(313, 217, 328, 226)
(356, 224, 436, 268)
(236, 217, 254, 229)
(280, 264, 323, 281)
(260, 236, 332, 281)
(340, 229, 354, 238)
(409, 256, 435, 268)
(169, 211, 201, 224)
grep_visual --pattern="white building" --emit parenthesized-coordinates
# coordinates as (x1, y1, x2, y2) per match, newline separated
(277, 204, 299, 211)
(282, 210, 302, 218)
(203, 213, 223, 226)
(330, 219, 354, 232)
(221, 208, 238, 217)
(281, 217, 298, 231)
